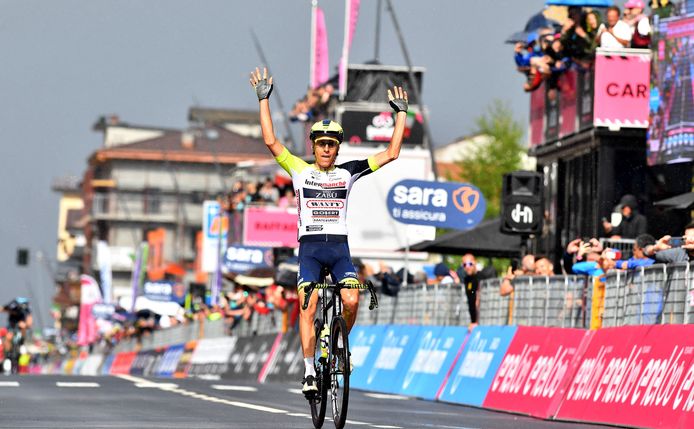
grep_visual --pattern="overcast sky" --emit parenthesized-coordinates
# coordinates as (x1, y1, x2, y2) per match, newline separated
(0, 0, 547, 329)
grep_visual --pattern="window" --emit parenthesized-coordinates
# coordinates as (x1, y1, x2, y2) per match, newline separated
(143, 188, 161, 214)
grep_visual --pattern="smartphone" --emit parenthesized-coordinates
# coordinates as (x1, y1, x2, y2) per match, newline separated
(671, 236, 685, 247)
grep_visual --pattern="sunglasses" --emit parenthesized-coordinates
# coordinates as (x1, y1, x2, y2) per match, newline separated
(314, 140, 339, 149)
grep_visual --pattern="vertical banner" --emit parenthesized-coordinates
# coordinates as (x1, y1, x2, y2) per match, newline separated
(130, 242, 149, 312)
(202, 200, 227, 272)
(311, 4, 329, 89)
(339, 0, 361, 97)
(96, 240, 113, 304)
(77, 274, 102, 346)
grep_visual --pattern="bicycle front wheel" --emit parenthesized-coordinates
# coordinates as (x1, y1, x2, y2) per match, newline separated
(310, 325, 329, 428)
(329, 316, 350, 429)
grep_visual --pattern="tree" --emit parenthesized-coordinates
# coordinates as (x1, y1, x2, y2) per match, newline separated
(454, 100, 524, 219)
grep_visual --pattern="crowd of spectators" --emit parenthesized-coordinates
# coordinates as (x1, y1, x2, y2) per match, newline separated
(514, 1, 670, 93)
(289, 83, 335, 123)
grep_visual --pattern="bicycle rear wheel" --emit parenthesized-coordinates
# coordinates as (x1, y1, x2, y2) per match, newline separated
(329, 316, 350, 429)
(310, 325, 329, 428)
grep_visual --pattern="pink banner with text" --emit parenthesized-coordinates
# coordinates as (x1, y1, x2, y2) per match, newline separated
(482, 326, 590, 418)
(594, 49, 651, 129)
(243, 206, 298, 247)
(556, 325, 694, 429)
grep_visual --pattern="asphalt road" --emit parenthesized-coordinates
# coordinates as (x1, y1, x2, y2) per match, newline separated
(0, 375, 624, 429)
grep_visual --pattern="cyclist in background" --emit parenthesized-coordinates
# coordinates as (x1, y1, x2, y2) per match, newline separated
(1, 297, 32, 356)
(250, 67, 408, 395)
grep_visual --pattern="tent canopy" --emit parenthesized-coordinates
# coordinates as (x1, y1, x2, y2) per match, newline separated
(408, 218, 523, 258)
(654, 192, 694, 210)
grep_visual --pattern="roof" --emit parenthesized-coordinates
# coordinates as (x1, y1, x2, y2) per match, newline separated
(188, 107, 259, 125)
(409, 218, 523, 258)
(91, 124, 272, 165)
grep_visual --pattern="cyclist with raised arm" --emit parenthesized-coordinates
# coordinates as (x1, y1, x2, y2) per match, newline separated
(250, 67, 407, 395)
(1, 297, 32, 369)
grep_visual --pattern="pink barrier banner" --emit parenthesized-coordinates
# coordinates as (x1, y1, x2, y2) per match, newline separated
(594, 49, 650, 129)
(243, 206, 298, 247)
(556, 325, 694, 429)
(109, 351, 137, 375)
(529, 83, 545, 147)
(482, 326, 590, 418)
(559, 70, 577, 137)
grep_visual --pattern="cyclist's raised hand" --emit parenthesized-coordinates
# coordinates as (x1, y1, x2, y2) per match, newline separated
(387, 85, 408, 113)
(250, 67, 274, 101)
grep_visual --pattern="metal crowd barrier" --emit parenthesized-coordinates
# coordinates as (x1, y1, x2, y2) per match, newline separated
(357, 262, 694, 329)
(599, 238, 636, 260)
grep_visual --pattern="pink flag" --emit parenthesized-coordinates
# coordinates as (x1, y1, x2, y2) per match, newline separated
(339, 0, 361, 96)
(311, 6, 329, 89)
(77, 274, 102, 346)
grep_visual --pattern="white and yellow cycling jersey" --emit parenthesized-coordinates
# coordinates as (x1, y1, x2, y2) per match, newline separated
(275, 147, 379, 242)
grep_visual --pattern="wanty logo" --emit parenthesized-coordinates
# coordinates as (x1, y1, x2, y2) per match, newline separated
(452, 186, 480, 214)
(306, 200, 344, 209)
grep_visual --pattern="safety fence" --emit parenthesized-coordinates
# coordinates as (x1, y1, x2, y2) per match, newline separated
(358, 262, 694, 329)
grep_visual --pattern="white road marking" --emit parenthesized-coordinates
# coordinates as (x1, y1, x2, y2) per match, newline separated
(114, 374, 287, 414)
(287, 388, 304, 395)
(56, 382, 100, 387)
(211, 385, 258, 392)
(196, 374, 221, 380)
(364, 393, 410, 400)
(370, 426, 403, 429)
(287, 412, 311, 418)
(0, 381, 19, 387)
(135, 382, 178, 389)
(345, 420, 370, 425)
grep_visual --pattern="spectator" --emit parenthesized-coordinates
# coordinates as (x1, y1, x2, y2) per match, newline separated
(374, 261, 401, 297)
(534, 255, 555, 276)
(615, 233, 656, 270)
(645, 221, 694, 263)
(433, 262, 455, 284)
(500, 254, 536, 296)
(525, 32, 568, 92)
(597, 6, 632, 48)
(602, 194, 648, 238)
(277, 188, 296, 208)
(458, 254, 481, 330)
(258, 178, 280, 204)
(560, 6, 595, 64)
(624, 0, 652, 49)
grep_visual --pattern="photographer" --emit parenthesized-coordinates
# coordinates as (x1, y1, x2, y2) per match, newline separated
(644, 222, 694, 263)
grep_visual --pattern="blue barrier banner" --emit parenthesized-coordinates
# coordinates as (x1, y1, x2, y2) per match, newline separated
(100, 354, 115, 376)
(399, 326, 469, 400)
(155, 344, 184, 378)
(349, 325, 387, 389)
(360, 325, 421, 393)
(438, 326, 517, 406)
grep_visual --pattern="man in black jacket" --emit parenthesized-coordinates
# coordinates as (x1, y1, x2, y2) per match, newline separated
(602, 194, 648, 238)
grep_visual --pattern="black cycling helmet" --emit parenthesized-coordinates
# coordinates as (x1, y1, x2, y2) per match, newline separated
(309, 120, 344, 143)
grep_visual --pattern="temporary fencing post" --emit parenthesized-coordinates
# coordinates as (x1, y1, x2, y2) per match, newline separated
(639, 267, 646, 325)
(433, 282, 439, 325)
(544, 276, 550, 327)
(685, 263, 691, 324)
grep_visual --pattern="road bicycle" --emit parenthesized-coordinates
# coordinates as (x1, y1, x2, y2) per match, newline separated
(301, 266, 378, 429)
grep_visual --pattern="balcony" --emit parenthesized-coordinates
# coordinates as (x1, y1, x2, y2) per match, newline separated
(91, 192, 201, 226)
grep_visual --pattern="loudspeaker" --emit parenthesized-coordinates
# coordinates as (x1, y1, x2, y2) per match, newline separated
(16, 248, 29, 266)
(500, 171, 544, 235)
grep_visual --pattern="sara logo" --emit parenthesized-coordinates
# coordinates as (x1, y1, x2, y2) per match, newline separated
(452, 186, 480, 214)
(387, 179, 486, 230)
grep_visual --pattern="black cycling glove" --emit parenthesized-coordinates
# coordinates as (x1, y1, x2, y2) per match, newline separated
(389, 97, 408, 113)
(255, 79, 273, 101)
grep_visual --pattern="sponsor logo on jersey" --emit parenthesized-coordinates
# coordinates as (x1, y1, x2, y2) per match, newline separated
(306, 200, 344, 209)
(303, 188, 348, 199)
(306, 225, 324, 232)
(312, 210, 339, 217)
(304, 180, 347, 189)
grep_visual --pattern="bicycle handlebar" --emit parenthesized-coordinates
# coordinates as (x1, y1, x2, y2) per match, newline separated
(301, 281, 379, 311)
